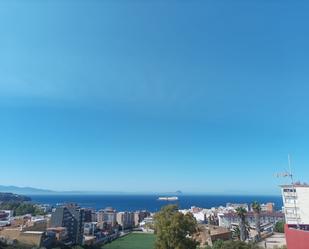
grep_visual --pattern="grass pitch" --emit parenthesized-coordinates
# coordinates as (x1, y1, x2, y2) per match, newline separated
(102, 233, 155, 249)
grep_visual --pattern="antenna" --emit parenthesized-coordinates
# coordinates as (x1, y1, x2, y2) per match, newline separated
(288, 154, 299, 228)
(276, 154, 299, 228)
(288, 154, 294, 185)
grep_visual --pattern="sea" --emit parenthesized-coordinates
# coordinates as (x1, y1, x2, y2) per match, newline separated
(29, 195, 283, 212)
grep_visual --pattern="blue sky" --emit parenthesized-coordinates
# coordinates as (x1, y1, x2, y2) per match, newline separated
(1, 0, 309, 194)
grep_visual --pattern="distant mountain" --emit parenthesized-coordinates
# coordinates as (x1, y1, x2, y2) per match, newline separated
(0, 185, 183, 196)
(0, 186, 128, 195)
(0, 185, 55, 195)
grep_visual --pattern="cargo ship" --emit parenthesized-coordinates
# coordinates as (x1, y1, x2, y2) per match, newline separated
(157, 196, 179, 201)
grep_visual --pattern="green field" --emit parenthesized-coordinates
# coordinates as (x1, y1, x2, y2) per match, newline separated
(102, 233, 155, 249)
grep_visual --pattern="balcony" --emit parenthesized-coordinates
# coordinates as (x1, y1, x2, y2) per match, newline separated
(283, 192, 298, 198)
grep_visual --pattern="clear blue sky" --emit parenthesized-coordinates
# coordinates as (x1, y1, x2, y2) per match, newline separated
(0, 0, 309, 195)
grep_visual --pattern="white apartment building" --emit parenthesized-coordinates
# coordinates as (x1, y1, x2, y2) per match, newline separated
(218, 211, 284, 228)
(281, 184, 309, 225)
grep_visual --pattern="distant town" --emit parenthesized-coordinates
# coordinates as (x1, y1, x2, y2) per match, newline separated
(2, 182, 308, 249)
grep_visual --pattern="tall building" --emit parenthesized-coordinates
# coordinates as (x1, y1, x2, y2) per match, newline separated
(84, 209, 95, 223)
(281, 184, 309, 224)
(280, 184, 309, 249)
(83, 222, 97, 236)
(97, 207, 117, 230)
(50, 204, 86, 245)
(116, 212, 134, 229)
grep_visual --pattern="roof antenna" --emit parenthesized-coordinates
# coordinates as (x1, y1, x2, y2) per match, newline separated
(276, 154, 299, 228)
(288, 154, 299, 228)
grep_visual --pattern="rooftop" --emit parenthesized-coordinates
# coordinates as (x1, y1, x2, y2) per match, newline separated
(280, 183, 309, 188)
(23, 231, 44, 234)
(220, 211, 284, 218)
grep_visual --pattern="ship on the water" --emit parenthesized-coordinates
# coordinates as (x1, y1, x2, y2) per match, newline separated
(157, 196, 179, 201)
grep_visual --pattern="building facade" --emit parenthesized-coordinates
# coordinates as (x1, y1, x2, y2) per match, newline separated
(96, 207, 117, 231)
(281, 184, 309, 225)
(281, 184, 309, 249)
(249, 203, 274, 213)
(116, 212, 134, 229)
(134, 211, 150, 227)
(218, 211, 284, 228)
(50, 204, 86, 244)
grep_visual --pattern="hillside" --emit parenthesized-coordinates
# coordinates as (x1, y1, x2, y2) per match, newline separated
(0, 192, 31, 202)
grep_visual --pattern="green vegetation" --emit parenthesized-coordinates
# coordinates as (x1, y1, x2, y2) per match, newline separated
(235, 207, 248, 242)
(274, 221, 285, 233)
(0, 241, 33, 249)
(102, 233, 155, 249)
(154, 205, 198, 249)
(0, 243, 89, 249)
(204, 240, 261, 249)
(0, 193, 31, 202)
(0, 202, 44, 216)
(203, 240, 287, 249)
(251, 201, 261, 241)
(206, 240, 261, 249)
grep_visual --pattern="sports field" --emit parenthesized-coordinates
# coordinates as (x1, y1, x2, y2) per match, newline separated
(102, 233, 155, 249)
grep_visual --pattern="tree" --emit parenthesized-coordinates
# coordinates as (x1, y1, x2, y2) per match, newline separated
(208, 214, 218, 226)
(204, 240, 264, 249)
(252, 201, 261, 241)
(220, 240, 262, 249)
(212, 239, 224, 249)
(232, 224, 250, 241)
(0, 202, 44, 216)
(236, 207, 247, 242)
(154, 205, 199, 249)
(274, 221, 285, 233)
(232, 226, 240, 240)
(205, 240, 264, 249)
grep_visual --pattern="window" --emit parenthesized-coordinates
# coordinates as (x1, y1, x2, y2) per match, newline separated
(284, 188, 296, 193)
(285, 197, 297, 204)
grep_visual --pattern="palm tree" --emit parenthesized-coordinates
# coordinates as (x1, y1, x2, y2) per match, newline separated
(236, 207, 247, 241)
(244, 221, 251, 240)
(232, 226, 241, 240)
(252, 201, 262, 241)
(232, 223, 251, 241)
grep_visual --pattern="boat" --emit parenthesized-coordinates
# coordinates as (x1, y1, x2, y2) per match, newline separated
(157, 196, 179, 201)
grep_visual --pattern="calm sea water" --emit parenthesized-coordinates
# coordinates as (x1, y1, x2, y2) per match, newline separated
(29, 195, 283, 212)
